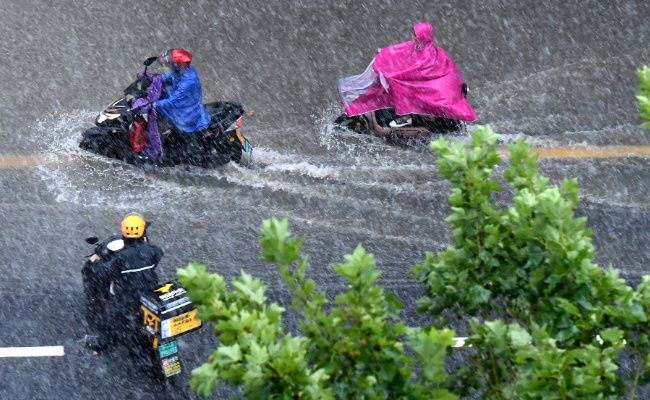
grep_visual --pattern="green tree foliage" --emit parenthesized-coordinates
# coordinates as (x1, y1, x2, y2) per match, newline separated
(179, 125, 650, 399)
(638, 65, 650, 130)
(413, 126, 650, 399)
(178, 217, 457, 399)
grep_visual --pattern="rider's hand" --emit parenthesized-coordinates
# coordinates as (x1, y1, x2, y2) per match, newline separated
(90, 254, 100, 262)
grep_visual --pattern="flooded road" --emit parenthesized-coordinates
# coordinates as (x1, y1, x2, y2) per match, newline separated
(0, 0, 649, 398)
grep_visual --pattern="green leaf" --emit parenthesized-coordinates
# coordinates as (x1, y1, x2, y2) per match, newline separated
(469, 285, 491, 306)
(246, 341, 269, 366)
(385, 292, 403, 319)
(557, 298, 581, 317)
(217, 343, 243, 363)
(259, 217, 305, 266)
(190, 362, 220, 397)
(600, 328, 624, 344)
(410, 328, 455, 383)
(508, 324, 532, 347)
(430, 389, 459, 400)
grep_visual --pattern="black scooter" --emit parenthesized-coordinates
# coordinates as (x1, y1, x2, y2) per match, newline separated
(80, 57, 252, 168)
(82, 235, 201, 389)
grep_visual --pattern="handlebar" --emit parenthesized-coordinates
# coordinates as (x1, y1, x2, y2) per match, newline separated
(142, 56, 159, 76)
(144, 56, 158, 67)
(84, 235, 124, 260)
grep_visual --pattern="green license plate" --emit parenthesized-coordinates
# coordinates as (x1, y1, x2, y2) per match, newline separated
(159, 341, 178, 358)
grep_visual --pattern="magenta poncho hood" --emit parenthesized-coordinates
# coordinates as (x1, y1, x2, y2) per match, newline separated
(338, 22, 477, 121)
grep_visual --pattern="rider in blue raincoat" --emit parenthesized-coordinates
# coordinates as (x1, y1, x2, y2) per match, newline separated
(156, 48, 211, 132)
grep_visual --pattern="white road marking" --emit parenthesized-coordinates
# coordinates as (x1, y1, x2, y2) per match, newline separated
(453, 337, 468, 347)
(0, 346, 65, 357)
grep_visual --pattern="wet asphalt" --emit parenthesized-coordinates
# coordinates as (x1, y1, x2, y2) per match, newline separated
(1, 0, 650, 398)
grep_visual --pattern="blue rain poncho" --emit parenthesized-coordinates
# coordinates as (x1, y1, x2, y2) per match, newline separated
(157, 66, 211, 132)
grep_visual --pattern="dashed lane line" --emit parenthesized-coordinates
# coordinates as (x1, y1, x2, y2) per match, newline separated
(0, 154, 68, 168)
(1, 145, 650, 168)
(0, 346, 65, 357)
(496, 145, 650, 159)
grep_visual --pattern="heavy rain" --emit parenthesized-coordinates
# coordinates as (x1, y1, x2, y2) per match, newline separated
(0, 0, 649, 398)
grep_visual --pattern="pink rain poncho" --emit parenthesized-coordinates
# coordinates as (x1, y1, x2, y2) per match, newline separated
(338, 22, 477, 121)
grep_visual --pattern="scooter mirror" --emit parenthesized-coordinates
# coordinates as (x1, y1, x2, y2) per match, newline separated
(86, 237, 99, 245)
(143, 56, 158, 67)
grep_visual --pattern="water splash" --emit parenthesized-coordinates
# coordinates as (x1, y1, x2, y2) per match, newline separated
(30, 109, 466, 219)
(313, 102, 394, 156)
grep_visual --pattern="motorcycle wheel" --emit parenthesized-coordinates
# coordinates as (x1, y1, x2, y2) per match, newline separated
(148, 345, 187, 399)
(334, 114, 370, 135)
(81, 126, 136, 164)
(80, 127, 110, 153)
(81, 263, 105, 330)
(202, 136, 241, 167)
(230, 149, 242, 164)
(334, 114, 351, 126)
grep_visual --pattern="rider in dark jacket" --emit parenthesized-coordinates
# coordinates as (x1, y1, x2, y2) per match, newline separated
(86, 213, 164, 352)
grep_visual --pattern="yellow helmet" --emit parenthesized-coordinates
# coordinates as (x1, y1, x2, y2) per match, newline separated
(122, 214, 146, 239)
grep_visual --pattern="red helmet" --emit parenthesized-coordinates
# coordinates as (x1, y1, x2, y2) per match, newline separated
(159, 48, 192, 70)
